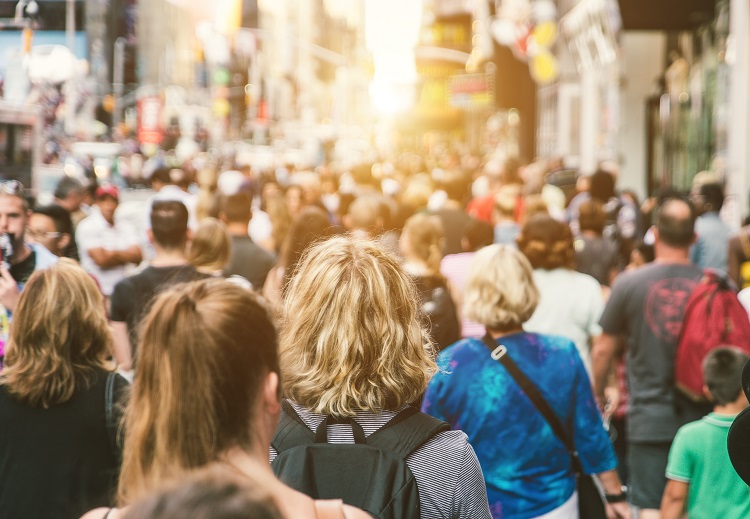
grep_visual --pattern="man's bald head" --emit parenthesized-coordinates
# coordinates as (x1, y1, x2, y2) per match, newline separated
(655, 198, 696, 248)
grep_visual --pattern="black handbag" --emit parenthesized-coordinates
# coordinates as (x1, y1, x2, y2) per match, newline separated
(481, 334, 607, 519)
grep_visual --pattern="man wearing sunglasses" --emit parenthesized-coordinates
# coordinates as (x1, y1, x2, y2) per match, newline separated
(26, 204, 75, 259)
(0, 180, 58, 313)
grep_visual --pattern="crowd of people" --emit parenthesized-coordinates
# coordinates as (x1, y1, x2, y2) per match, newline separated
(0, 151, 749, 519)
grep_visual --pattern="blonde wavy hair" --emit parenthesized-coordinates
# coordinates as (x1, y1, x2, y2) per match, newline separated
(188, 217, 231, 273)
(117, 279, 279, 504)
(0, 258, 112, 408)
(464, 244, 539, 332)
(279, 236, 436, 417)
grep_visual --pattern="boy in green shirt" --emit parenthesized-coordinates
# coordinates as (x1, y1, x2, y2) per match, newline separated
(661, 347, 750, 519)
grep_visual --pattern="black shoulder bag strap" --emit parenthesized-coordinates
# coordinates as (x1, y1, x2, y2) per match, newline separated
(481, 334, 584, 474)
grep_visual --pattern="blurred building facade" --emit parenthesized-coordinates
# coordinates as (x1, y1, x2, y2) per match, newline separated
(542, 0, 748, 222)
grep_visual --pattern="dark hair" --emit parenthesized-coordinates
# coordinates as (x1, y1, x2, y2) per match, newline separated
(441, 170, 468, 202)
(499, 156, 524, 185)
(463, 218, 494, 251)
(151, 166, 173, 186)
(578, 199, 606, 235)
(53, 177, 83, 200)
(351, 163, 375, 187)
(517, 214, 575, 270)
(32, 204, 73, 236)
(123, 466, 282, 519)
(589, 169, 616, 202)
(278, 207, 335, 286)
(220, 193, 252, 224)
(704, 347, 749, 405)
(633, 240, 655, 264)
(151, 200, 189, 249)
(655, 198, 696, 248)
(699, 183, 725, 212)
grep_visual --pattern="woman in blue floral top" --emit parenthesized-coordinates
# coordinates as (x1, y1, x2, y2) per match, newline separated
(422, 245, 629, 519)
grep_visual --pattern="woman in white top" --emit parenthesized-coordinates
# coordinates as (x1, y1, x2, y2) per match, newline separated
(518, 214, 605, 376)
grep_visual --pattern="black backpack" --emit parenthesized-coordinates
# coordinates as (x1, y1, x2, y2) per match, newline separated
(415, 276, 460, 351)
(271, 400, 450, 519)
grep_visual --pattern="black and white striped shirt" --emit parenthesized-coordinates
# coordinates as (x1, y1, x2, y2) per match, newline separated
(270, 402, 492, 519)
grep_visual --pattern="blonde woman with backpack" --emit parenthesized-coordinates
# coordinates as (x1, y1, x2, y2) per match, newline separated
(272, 236, 491, 519)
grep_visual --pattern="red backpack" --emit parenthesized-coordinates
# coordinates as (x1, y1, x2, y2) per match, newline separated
(675, 270, 750, 401)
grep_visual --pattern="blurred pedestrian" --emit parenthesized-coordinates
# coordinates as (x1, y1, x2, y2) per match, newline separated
(430, 169, 471, 255)
(188, 218, 231, 277)
(28, 204, 76, 259)
(220, 193, 275, 290)
(441, 218, 494, 338)
(573, 199, 620, 286)
(593, 197, 705, 519)
(262, 207, 335, 307)
(53, 176, 87, 228)
(690, 182, 731, 273)
(0, 180, 58, 316)
(110, 201, 208, 371)
(119, 466, 283, 519)
(519, 214, 605, 376)
(492, 184, 521, 246)
(400, 214, 460, 350)
(76, 186, 142, 299)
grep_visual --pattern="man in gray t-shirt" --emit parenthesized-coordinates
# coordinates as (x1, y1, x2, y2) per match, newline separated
(593, 198, 704, 517)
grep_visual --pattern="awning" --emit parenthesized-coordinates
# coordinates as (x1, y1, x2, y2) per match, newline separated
(618, 0, 715, 31)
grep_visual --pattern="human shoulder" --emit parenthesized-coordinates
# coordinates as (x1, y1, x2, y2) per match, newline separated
(441, 252, 473, 269)
(28, 243, 58, 270)
(672, 417, 713, 448)
(342, 504, 371, 519)
(414, 428, 472, 457)
(75, 212, 98, 231)
(437, 338, 485, 362)
(409, 428, 492, 519)
(526, 331, 579, 356)
(79, 507, 117, 519)
(568, 269, 602, 288)
(235, 235, 274, 259)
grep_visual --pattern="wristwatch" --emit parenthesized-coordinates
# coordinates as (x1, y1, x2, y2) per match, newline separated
(605, 486, 628, 503)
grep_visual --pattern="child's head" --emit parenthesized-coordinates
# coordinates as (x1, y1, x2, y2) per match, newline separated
(703, 347, 750, 405)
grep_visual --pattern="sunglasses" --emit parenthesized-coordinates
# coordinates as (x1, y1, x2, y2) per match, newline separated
(26, 228, 62, 240)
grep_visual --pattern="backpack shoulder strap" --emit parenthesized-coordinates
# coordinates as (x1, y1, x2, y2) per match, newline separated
(271, 400, 315, 454)
(366, 406, 450, 459)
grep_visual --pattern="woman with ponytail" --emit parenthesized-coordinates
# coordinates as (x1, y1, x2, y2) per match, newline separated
(400, 213, 460, 351)
(83, 278, 369, 519)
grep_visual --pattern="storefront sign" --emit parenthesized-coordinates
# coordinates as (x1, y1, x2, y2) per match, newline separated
(447, 73, 495, 109)
(137, 96, 163, 145)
